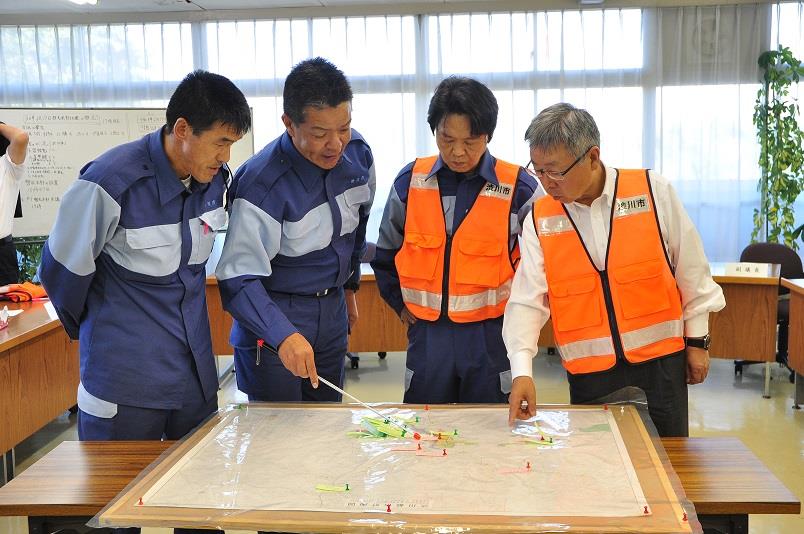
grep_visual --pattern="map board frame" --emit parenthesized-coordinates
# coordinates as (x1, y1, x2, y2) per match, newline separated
(95, 403, 697, 533)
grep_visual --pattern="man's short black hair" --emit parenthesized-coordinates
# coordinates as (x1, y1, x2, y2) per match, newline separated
(166, 70, 251, 136)
(0, 132, 8, 157)
(427, 76, 498, 140)
(283, 57, 353, 125)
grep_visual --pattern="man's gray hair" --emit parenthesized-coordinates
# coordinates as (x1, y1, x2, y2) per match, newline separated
(524, 103, 600, 157)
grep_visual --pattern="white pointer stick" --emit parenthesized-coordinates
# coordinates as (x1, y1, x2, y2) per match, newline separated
(317, 376, 422, 440)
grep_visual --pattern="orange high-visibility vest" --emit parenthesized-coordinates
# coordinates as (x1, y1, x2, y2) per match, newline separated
(395, 155, 519, 322)
(534, 168, 685, 374)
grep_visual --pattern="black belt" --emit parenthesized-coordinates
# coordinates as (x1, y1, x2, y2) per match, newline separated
(0, 235, 13, 245)
(270, 286, 339, 298)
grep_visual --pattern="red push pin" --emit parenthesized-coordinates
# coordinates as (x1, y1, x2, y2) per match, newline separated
(643, 506, 649, 514)
(442, 448, 447, 456)
(424, 404, 430, 411)
(417, 443, 422, 451)
(386, 503, 391, 513)
(526, 461, 531, 470)
(138, 497, 143, 506)
(604, 404, 608, 411)
(682, 512, 688, 522)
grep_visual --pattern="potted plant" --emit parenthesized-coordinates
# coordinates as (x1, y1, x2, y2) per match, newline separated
(752, 46, 804, 248)
(14, 236, 46, 283)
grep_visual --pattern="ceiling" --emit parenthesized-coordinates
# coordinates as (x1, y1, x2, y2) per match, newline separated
(0, 0, 493, 15)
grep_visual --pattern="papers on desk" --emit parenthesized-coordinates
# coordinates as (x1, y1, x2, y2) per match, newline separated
(724, 262, 776, 277)
(44, 301, 59, 320)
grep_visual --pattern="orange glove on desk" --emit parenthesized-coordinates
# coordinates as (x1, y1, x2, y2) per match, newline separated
(0, 281, 48, 302)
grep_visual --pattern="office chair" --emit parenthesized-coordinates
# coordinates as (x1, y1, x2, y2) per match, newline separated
(735, 242, 802, 383)
(346, 242, 387, 369)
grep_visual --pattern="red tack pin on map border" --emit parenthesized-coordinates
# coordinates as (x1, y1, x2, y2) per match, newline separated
(386, 503, 391, 513)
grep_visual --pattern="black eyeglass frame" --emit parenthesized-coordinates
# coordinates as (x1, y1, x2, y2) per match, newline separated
(526, 145, 595, 182)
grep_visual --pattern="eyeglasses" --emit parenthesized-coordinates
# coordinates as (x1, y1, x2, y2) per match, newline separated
(525, 145, 595, 182)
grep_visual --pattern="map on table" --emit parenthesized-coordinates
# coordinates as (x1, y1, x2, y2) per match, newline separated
(142, 405, 646, 517)
(96, 404, 695, 533)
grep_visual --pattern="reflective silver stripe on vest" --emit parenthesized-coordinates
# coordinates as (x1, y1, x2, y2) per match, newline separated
(401, 286, 442, 310)
(620, 319, 684, 351)
(410, 172, 439, 190)
(449, 278, 512, 313)
(536, 214, 574, 236)
(557, 336, 615, 362)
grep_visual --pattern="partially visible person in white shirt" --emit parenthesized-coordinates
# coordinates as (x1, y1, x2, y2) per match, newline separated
(503, 103, 725, 437)
(0, 121, 29, 285)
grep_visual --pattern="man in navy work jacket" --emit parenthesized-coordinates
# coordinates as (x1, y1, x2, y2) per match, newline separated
(371, 77, 540, 404)
(39, 71, 250, 534)
(216, 57, 375, 402)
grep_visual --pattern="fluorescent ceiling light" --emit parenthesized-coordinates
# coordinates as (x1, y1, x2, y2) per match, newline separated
(67, 0, 98, 5)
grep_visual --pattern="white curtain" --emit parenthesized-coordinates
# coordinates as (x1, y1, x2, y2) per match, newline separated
(1, 3, 803, 260)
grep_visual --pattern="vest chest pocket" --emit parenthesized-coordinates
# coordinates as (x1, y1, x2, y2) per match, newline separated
(396, 232, 443, 281)
(190, 207, 227, 265)
(280, 208, 326, 257)
(612, 260, 671, 319)
(453, 238, 503, 287)
(549, 274, 602, 332)
(123, 224, 181, 279)
(339, 184, 371, 236)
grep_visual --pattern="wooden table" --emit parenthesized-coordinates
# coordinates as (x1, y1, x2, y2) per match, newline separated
(780, 278, 804, 407)
(0, 436, 796, 534)
(0, 301, 78, 486)
(709, 265, 781, 398)
(206, 273, 555, 358)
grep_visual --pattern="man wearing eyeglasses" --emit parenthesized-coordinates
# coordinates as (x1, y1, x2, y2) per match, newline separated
(504, 103, 724, 437)
(372, 77, 540, 404)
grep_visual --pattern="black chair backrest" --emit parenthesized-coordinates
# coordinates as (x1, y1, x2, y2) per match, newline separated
(740, 242, 804, 294)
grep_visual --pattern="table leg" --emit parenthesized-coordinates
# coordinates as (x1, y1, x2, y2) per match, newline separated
(699, 513, 748, 534)
(28, 515, 113, 534)
(1, 448, 14, 486)
(794, 372, 804, 409)
(763, 362, 771, 399)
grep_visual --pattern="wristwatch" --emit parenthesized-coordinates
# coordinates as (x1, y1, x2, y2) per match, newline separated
(685, 334, 711, 350)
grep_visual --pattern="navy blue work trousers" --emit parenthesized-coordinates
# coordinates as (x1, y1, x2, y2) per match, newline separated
(403, 316, 511, 404)
(234, 288, 348, 402)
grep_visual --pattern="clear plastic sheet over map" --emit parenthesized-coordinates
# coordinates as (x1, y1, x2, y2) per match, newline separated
(92, 403, 701, 533)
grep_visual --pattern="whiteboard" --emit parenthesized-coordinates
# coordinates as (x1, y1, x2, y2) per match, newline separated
(1, 108, 255, 237)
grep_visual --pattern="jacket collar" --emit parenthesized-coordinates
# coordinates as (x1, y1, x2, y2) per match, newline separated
(280, 132, 327, 193)
(149, 127, 188, 206)
(430, 150, 498, 185)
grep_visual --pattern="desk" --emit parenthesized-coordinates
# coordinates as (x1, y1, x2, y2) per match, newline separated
(205, 274, 556, 356)
(0, 437, 797, 534)
(0, 301, 79, 485)
(780, 278, 804, 406)
(709, 265, 781, 398)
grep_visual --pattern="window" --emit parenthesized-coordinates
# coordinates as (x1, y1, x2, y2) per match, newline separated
(1, 4, 802, 259)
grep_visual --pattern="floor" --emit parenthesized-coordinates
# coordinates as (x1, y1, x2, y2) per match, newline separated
(2, 352, 802, 533)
